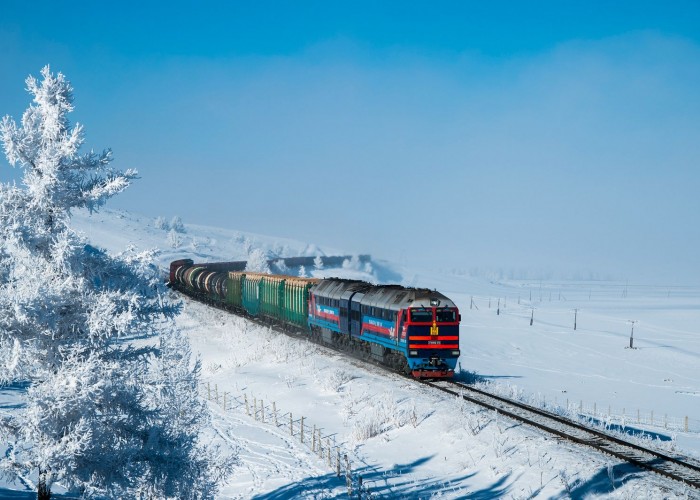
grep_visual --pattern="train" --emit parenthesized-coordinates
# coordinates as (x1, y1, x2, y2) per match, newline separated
(169, 258, 461, 378)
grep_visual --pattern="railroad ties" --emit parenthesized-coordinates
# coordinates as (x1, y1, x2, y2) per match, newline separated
(424, 380, 700, 490)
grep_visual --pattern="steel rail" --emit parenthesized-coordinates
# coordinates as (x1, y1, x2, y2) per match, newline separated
(423, 379, 700, 490)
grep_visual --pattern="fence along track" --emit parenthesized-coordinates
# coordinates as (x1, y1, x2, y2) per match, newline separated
(425, 379, 700, 490)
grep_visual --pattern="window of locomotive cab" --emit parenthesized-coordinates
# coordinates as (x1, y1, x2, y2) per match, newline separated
(409, 308, 433, 323)
(436, 308, 457, 323)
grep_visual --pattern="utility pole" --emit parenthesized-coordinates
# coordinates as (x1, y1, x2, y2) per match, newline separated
(574, 309, 577, 331)
(530, 308, 534, 326)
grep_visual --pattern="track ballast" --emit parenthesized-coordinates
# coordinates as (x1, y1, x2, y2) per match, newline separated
(423, 379, 700, 490)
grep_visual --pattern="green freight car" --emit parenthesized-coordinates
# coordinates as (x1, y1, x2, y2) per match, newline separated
(169, 260, 320, 331)
(282, 277, 318, 328)
(226, 272, 319, 329)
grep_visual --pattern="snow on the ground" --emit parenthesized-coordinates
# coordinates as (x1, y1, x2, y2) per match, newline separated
(3, 208, 699, 498)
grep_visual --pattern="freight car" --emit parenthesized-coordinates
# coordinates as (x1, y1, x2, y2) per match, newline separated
(169, 259, 461, 378)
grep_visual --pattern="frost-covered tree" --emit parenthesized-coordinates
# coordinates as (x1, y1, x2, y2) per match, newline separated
(313, 255, 324, 270)
(298, 265, 307, 278)
(245, 248, 271, 274)
(274, 259, 289, 274)
(154, 216, 169, 230)
(0, 66, 232, 498)
(241, 236, 253, 256)
(170, 215, 185, 233)
(167, 228, 181, 248)
(342, 255, 361, 271)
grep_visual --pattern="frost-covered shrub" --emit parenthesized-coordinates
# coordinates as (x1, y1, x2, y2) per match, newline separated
(352, 413, 385, 441)
(298, 265, 307, 277)
(269, 335, 314, 363)
(320, 368, 354, 393)
(314, 255, 324, 270)
(408, 399, 419, 428)
(349, 392, 404, 441)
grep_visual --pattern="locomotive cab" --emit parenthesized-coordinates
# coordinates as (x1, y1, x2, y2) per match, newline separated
(404, 297, 461, 378)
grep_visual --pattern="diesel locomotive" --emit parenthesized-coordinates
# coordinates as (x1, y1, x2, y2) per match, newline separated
(169, 258, 461, 378)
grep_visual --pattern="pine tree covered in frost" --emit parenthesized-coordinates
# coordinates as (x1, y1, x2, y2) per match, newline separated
(170, 215, 185, 233)
(0, 66, 233, 498)
(154, 216, 169, 230)
(245, 247, 271, 273)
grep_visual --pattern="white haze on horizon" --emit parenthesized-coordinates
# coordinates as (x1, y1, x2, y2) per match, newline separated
(1, 31, 699, 284)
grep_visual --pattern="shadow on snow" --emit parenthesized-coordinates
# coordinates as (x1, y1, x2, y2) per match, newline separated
(0, 486, 77, 499)
(0, 381, 29, 410)
(253, 455, 512, 499)
(581, 416, 673, 442)
(453, 370, 522, 385)
(562, 462, 647, 499)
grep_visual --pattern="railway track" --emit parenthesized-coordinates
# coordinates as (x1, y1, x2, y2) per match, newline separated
(423, 379, 700, 490)
(175, 289, 700, 492)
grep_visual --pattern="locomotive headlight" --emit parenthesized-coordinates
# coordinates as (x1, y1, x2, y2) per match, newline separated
(409, 350, 418, 356)
(451, 350, 461, 356)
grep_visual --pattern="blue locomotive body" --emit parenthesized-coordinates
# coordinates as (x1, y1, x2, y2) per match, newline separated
(308, 278, 460, 378)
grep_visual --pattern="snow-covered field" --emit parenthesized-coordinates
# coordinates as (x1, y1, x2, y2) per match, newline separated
(3, 208, 699, 498)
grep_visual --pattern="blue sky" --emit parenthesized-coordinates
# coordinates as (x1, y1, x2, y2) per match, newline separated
(1, 1, 699, 283)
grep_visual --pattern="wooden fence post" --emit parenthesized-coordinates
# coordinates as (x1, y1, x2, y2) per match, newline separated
(301, 416, 305, 444)
(273, 401, 278, 426)
(345, 454, 352, 495)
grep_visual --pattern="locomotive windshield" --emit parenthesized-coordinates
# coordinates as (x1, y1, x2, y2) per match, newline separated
(436, 308, 457, 323)
(409, 308, 433, 322)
